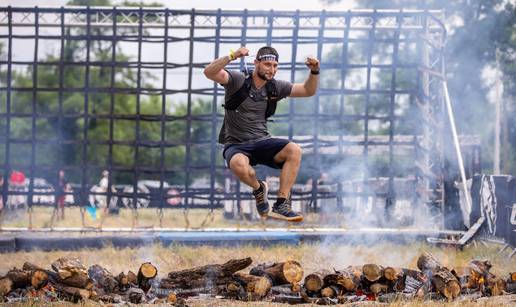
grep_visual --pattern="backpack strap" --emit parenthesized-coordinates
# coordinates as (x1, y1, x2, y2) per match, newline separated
(222, 74, 252, 110)
(222, 71, 283, 118)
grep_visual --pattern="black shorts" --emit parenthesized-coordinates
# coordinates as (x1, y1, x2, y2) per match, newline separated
(223, 138, 290, 169)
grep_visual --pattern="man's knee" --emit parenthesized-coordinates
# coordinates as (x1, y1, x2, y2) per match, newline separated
(229, 154, 250, 174)
(286, 142, 302, 162)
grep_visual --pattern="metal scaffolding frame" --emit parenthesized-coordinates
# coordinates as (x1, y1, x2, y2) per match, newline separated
(0, 6, 463, 229)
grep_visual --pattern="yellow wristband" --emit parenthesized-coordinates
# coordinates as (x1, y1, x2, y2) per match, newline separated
(229, 49, 236, 61)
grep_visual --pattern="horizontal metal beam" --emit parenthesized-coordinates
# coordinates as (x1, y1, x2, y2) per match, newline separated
(0, 7, 445, 31)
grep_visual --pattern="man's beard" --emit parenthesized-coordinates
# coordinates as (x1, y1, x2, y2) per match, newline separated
(257, 69, 272, 81)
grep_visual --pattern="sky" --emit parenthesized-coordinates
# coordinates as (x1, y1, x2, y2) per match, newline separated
(0, 0, 357, 10)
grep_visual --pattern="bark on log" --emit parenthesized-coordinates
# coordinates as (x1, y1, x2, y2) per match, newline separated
(5, 268, 31, 289)
(486, 277, 506, 296)
(304, 271, 328, 293)
(506, 282, 516, 294)
(416, 252, 460, 300)
(402, 269, 427, 295)
(51, 257, 93, 289)
(137, 262, 157, 293)
(126, 287, 145, 304)
(4, 267, 47, 291)
(383, 267, 403, 281)
(452, 266, 487, 290)
(0, 277, 12, 297)
(370, 283, 388, 295)
(117, 272, 130, 291)
(432, 267, 461, 300)
(233, 272, 272, 299)
(416, 252, 441, 272)
(127, 271, 137, 284)
(88, 264, 118, 294)
(249, 260, 303, 286)
(323, 266, 362, 291)
(54, 284, 93, 301)
(51, 257, 87, 279)
(363, 264, 383, 282)
(162, 257, 251, 290)
(22, 262, 54, 288)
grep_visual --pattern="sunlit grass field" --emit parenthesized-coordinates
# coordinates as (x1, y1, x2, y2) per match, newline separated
(0, 206, 352, 229)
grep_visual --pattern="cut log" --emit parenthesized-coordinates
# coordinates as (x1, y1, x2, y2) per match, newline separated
(51, 257, 93, 289)
(126, 287, 145, 304)
(511, 272, 516, 283)
(432, 267, 461, 300)
(416, 252, 441, 272)
(5, 268, 31, 289)
(30, 270, 48, 289)
(127, 271, 137, 284)
(370, 283, 388, 295)
(88, 264, 118, 294)
(304, 271, 328, 293)
(117, 272, 130, 291)
(54, 284, 92, 301)
(4, 267, 47, 291)
(249, 260, 303, 286)
(469, 260, 492, 275)
(402, 269, 427, 294)
(162, 257, 252, 290)
(51, 257, 88, 280)
(383, 267, 403, 281)
(320, 285, 341, 298)
(416, 252, 460, 300)
(362, 264, 383, 282)
(137, 262, 157, 293)
(506, 282, 516, 293)
(486, 277, 506, 296)
(23, 262, 55, 288)
(270, 285, 312, 304)
(0, 277, 13, 297)
(233, 272, 272, 299)
(323, 266, 362, 291)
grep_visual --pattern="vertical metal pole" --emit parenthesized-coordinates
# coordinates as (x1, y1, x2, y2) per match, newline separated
(209, 10, 222, 212)
(107, 7, 117, 220)
(132, 7, 144, 225)
(159, 9, 169, 226)
(184, 9, 196, 208)
(289, 10, 299, 140)
(311, 10, 325, 212)
(385, 11, 403, 217)
(362, 11, 377, 207)
(28, 6, 39, 227)
(81, 7, 91, 211)
(2, 6, 13, 216)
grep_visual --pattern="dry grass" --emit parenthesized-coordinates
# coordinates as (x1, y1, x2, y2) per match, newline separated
(0, 207, 349, 229)
(0, 228, 514, 306)
(0, 241, 514, 281)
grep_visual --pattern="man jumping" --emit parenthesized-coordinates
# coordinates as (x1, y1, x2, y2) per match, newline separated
(204, 46, 319, 222)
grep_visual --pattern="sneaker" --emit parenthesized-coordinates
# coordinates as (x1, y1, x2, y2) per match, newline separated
(269, 197, 304, 222)
(252, 180, 270, 218)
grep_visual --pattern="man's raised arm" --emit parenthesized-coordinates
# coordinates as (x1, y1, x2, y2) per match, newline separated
(203, 47, 249, 85)
(290, 56, 320, 97)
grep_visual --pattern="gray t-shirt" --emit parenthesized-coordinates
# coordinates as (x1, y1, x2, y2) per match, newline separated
(219, 70, 292, 144)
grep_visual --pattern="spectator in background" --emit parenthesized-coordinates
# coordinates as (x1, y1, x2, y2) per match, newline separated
(56, 169, 67, 220)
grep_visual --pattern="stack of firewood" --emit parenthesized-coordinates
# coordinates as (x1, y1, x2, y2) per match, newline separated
(0, 252, 514, 305)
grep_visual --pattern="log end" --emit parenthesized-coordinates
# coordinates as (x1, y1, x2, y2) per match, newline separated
(283, 260, 304, 285)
